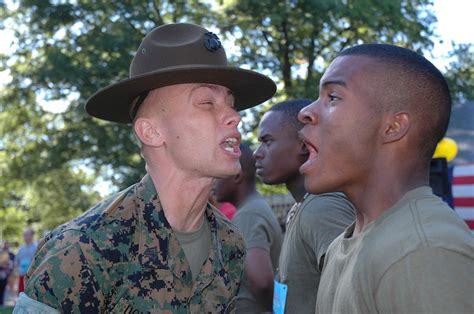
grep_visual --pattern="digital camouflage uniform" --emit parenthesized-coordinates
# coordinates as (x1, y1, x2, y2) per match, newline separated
(23, 175, 246, 313)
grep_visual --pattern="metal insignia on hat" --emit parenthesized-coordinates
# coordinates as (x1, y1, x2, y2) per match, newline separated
(204, 32, 222, 52)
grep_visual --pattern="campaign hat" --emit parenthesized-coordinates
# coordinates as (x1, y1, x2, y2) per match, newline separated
(85, 23, 276, 123)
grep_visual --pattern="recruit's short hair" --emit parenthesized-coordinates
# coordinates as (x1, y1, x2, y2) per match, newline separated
(338, 44, 451, 162)
(268, 99, 313, 131)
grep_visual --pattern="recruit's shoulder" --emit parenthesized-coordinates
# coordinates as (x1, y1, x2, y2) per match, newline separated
(362, 187, 474, 278)
(235, 193, 275, 220)
(300, 192, 355, 223)
(395, 188, 473, 254)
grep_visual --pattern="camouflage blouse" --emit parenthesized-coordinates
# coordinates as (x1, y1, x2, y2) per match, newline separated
(23, 175, 245, 313)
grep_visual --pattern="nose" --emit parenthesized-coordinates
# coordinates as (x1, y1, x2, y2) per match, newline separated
(224, 107, 241, 127)
(253, 144, 263, 160)
(298, 100, 318, 125)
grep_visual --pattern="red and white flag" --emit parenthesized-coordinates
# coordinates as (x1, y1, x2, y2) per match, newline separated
(452, 163, 474, 233)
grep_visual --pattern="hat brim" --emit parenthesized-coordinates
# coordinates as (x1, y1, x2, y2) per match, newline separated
(85, 65, 276, 123)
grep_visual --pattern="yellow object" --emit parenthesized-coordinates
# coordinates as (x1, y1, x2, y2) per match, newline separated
(433, 137, 458, 161)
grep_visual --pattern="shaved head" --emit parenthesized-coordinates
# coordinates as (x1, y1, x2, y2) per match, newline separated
(268, 99, 312, 132)
(337, 44, 451, 162)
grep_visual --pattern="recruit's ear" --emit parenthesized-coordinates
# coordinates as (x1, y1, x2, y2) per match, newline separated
(134, 118, 165, 147)
(382, 112, 410, 144)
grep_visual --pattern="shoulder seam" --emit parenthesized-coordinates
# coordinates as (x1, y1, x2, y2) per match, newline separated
(409, 198, 430, 249)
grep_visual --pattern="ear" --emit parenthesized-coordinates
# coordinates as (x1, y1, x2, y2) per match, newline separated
(134, 117, 164, 147)
(382, 112, 410, 144)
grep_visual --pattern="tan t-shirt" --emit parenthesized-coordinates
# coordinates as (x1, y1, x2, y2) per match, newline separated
(316, 186, 474, 314)
(175, 218, 212, 280)
(232, 192, 283, 313)
(277, 192, 355, 313)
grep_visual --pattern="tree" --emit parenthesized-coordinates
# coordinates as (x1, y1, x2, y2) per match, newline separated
(217, 0, 437, 132)
(445, 43, 474, 101)
(0, 0, 216, 235)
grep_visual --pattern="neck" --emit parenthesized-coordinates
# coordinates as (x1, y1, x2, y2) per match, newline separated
(286, 174, 306, 203)
(147, 163, 212, 233)
(349, 160, 429, 235)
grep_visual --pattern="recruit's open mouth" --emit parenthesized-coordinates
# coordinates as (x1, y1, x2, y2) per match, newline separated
(300, 140, 318, 174)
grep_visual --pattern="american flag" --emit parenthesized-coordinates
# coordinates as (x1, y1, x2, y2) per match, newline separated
(452, 163, 474, 233)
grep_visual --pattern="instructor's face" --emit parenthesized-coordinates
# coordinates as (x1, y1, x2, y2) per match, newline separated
(154, 83, 242, 178)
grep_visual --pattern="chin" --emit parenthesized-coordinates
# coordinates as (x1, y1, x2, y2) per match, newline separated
(219, 165, 241, 177)
(257, 174, 271, 184)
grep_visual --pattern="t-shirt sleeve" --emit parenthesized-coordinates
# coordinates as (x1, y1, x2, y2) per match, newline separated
(232, 211, 272, 251)
(376, 247, 474, 313)
(24, 230, 107, 312)
(300, 194, 355, 267)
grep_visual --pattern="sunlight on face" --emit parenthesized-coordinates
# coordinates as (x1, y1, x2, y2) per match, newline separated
(142, 83, 243, 179)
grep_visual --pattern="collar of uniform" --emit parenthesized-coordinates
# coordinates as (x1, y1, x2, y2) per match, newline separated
(133, 174, 225, 283)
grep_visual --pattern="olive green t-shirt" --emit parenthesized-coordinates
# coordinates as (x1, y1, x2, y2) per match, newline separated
(232, 192, 283, 313)
(316, 186, 474, 313)
(277, 192, 355, 314)
(175, 218, 212, 280)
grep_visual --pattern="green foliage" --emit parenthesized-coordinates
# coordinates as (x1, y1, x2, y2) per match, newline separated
(0, 206, 27, 245)
(218, 0, 436, 100)
(257, 181, 289, 196)
(0, 0, 216, 237)
(22, 166, 101, 231)
(445, 43, 474, 101)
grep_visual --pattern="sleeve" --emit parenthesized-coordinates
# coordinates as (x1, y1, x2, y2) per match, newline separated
(13, 292, 60, 314)
(300, 194, 355, 267)
(375, 247, 474, 313)
(24, 230, 108, 312)
(232, 211, 271, 251)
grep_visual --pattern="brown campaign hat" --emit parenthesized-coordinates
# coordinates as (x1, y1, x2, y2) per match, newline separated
(85, 23, 276, 123)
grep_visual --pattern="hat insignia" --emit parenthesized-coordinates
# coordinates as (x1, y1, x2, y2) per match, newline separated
(204, 32, 222, 52)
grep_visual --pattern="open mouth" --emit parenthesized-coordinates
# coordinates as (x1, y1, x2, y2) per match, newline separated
(300, 140, 318, 173)
(220, 136, 241, 155)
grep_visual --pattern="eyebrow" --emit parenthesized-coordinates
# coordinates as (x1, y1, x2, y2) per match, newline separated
(320, 80, 347, 89)
(258, 134, 272, 141)
(190, 84, 234, 96)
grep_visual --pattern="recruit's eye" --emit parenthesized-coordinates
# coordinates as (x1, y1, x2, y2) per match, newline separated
(328, 93, 339, 102)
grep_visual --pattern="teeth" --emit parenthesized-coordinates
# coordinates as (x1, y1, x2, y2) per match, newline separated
(224, 137, 238, 145)
(223, 137, 237, 152)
